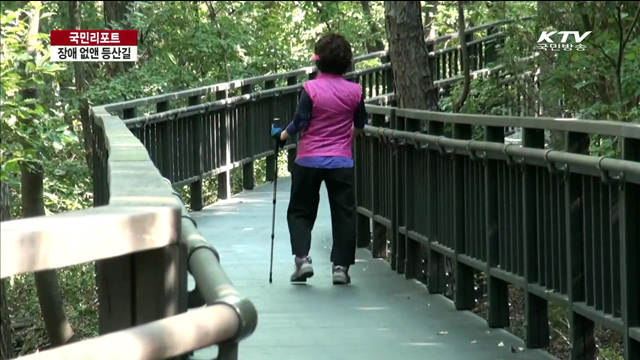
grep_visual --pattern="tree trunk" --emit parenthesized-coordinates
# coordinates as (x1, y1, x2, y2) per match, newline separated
(104, 1, 129, 27)
(69, 1, 93, 171)
(536, 0, 560, 117)
(0, 280, 11, 360)
(104, 1, 132, 76)
(18, 2, 79, 348)
(536, 1, 563, 149)
(384, 1, 439, 110)
(1, 181, 13, 359)
(452, 1, 470, 113)
(20, 163, 80, 347)
(423, 0, 438, 39)
(360, 1, 385, 53)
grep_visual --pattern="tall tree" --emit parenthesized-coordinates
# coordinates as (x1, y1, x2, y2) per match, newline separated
(1, 181, 13, 359)
(104, 1, 133, 77)
(423, 0, 438, 39)
(452, 1, 470, 113)
(383, 1, 439, 110)
(17, 1, 79, 348)
(360, 1, 385, 53)
(69, 1, 92, 169)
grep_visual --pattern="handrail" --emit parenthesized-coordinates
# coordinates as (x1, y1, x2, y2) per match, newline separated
(364, 102, 640, 139)
(161, 176, 258, 343)
(14, 304, 240, 360)
(362, 124, 640, 180)
(0, 206, 180, 279)
(119, 63, 393, 126)
(102, 52, 389, 113)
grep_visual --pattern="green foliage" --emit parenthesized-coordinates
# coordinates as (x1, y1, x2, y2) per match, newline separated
(85, 1, 387, 106)
(7, 263, 98, 355)
(496, 1, 640, 122)
(1, 1, 91, 218)
(440, 76, 520, 116)
(442, 1, 639, 159)
(428, 1, 537, 42)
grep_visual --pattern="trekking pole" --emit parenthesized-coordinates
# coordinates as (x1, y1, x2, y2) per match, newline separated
(269, 118, 281, 284)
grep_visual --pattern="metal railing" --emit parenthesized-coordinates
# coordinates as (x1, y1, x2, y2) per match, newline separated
(355, 104, 640, 360)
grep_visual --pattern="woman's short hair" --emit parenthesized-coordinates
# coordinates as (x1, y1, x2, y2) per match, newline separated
(313, 33, 353, 75)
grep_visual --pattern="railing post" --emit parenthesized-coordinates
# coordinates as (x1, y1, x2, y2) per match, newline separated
(241, 84, 255, 190)
(385, 109, 400, 272)
(218, 342, 238, 360)
(621, 138, 640, 359)
(425, 39, 437, 82)
(265, 80, 277, 183)
(427, 120, 446, 294)
(189, 95, 204, 210)
(91, 115, 109, 207)
(217, 89, 231, 200)
(485, 125, 510, 328)
(157, 101, 173, 183)
(452, 123, 474, 311)
(122, 107, 136, 121)
(287, 75, 298, 174)
(382, 54, 394, 98)
(564, 131, 595, 360)
(402, 115, 421, 279)
(485, 26, 498, 65)
(370, 113, 386, 259)
(522, 128, 549, 348)
(465, 26, 476, 72)
(390, 109, 403, 274)
(355, 121, 371, 249)
(347, 59, 355, 73)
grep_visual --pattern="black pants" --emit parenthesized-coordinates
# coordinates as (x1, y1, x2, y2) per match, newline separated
(287, 162, 356, 266)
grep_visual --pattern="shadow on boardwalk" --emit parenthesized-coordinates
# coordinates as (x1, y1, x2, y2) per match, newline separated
(189, 177, 557, 360)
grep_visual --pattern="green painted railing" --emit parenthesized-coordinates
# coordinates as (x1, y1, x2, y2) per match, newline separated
(355, 105, 640, 360)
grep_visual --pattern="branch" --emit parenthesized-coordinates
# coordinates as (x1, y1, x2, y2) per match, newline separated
(622, 6, 640, 51)
(615, 4, 623, 38)
(616, 4, 624, 72)
(578, 1, 592, 30)
(453, 1, 470, 113)
(595, 42, 618, 68)
(206, 1, 217, 21)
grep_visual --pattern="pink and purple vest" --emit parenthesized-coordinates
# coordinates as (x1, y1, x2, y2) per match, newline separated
(296, 73, 363, 160)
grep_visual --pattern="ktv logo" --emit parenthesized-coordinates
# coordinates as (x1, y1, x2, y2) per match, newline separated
(536, 31, 592, 52)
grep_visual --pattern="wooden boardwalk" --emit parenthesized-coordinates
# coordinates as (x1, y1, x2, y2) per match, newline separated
(189, 177, 557, 360)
